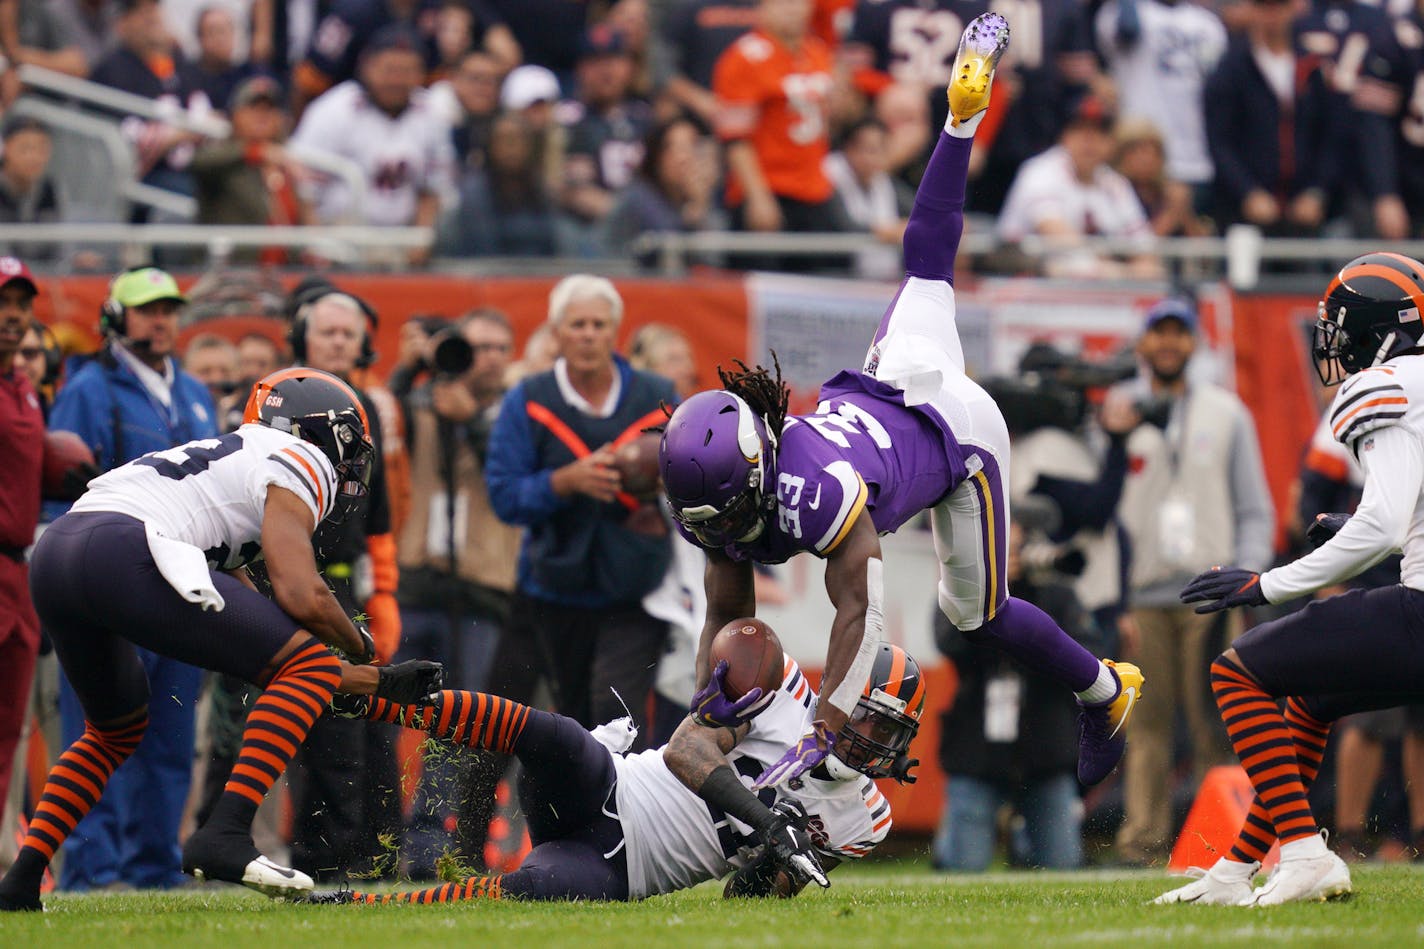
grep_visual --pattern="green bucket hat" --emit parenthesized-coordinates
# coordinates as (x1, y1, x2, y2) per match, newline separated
(110, 267, 186, 309)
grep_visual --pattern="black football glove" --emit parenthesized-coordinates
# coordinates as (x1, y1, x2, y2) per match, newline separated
(1180, 566, 1267, 614)
(59, 461, 101, 501)
(759, 807, 829, 890)
(1306, 512, 1351, 550)
(375, 660, 444, 705)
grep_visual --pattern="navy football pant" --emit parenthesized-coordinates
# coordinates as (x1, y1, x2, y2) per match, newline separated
(357, 694, 629, 901)
(30, 512, 302, 887)
(1234, 584, 1424, 721)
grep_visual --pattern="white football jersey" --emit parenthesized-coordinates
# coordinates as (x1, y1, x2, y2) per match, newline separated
(1263, 356, 1424, 599)
(289, 80, 456, 227)
(613, 656, 892, 899)
(71, 424, 337, 570)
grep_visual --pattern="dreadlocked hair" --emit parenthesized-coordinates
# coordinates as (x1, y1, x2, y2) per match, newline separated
(717, 352, 790, 440)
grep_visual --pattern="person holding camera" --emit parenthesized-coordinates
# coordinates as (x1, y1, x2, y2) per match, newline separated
(933, 515, 1106, 871)
(45, 266, 218, 891)
(1109, 297, 1274, 866)
(996, 344, 1140, 651)
(392, 307, 524, 877)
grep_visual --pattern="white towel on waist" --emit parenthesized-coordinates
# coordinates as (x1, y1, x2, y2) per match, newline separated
(144, 522, 226, 612)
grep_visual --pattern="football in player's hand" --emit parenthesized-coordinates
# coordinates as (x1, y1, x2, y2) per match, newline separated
(41, 430, 98, 501)
(612, 433, 663, 499)
(709, 616, 784, 700)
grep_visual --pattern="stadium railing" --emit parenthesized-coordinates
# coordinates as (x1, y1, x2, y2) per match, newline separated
(16, 64, 373, 225)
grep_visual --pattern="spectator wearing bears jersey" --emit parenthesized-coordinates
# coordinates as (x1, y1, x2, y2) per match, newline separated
(290, 25, 456, 265)
(712, 0, 848, 268)
(46, 266, 217, 893)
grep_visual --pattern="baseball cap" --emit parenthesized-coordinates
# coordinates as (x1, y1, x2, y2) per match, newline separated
(0, 256, 37, 295)
(579, 24, 629, 59)
(500, 64, 561, 110)
(363, 24, 424, 58)
(229, 75, 283, 111)
(111, 267, 186, 308)
(1143, 297, 1198, 333)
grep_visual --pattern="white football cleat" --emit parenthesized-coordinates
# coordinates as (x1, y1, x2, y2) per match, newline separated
(1241, 850, 1350, 906)
(1151, 859, 1259, 905)
(184, 826, 314, 900)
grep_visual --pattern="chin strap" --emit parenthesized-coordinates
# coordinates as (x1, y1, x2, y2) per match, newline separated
(1372, 330, 1400, 368)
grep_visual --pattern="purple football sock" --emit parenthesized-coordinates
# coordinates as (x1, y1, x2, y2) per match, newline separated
(902, 131, 972, 282)
(969, 596, 1103, 692)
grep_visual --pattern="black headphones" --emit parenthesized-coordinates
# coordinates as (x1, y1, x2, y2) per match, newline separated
(97, 264, 165, 338)
(287, 287, 378, 369)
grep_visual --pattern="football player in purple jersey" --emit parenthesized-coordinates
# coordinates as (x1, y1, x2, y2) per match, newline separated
(659, 13, 1144, 791)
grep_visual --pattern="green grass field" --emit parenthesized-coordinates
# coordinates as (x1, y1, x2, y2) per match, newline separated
(4, 862, 1422, 948)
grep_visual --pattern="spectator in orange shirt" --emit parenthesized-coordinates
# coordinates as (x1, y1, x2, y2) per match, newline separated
(713, 0, 848, 269)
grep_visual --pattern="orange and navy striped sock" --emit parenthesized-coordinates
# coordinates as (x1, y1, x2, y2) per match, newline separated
(350, 875, 505, 904)
(365, 690, 532, 756)
(212, 640, 341, 828)
(1211, 655, 1319, 849)
(0, 715, 146, 894)
(1227, 696, 1332, 864)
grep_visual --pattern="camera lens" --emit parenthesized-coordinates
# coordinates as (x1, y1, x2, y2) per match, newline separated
(432, 332, 475, 376)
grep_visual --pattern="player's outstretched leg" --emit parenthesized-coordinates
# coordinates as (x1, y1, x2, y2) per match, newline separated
(0, 711, 147, 911)
(868, 13, 1008, 374)
(1209, 653, 1350, 905)
(1153, 696, 1331, 905)
(182, 637, 341, 899)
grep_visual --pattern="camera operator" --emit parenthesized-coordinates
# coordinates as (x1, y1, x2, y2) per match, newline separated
(1108, 297, 1275, 867)
(932, 508, 1106, 871)
(985, 343, 1137, 650)
(392, 308, 523, 878)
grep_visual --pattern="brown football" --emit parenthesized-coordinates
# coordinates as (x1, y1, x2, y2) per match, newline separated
(613, 432, 663, 499)
(41, 430, 96, 500)
(709, 616, 785, 699)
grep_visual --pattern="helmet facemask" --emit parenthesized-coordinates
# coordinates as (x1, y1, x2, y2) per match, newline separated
(289, 408, 375, 516)
(829, 687, 922, 780)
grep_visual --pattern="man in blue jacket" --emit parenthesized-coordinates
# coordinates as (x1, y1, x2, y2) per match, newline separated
(484, 274, 676, 741)
(47, 265, 217, 891)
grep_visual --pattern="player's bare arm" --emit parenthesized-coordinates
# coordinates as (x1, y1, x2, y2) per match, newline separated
(817, 514, 883, 735)
(261, 485, 369, 659)
(696, 548, 757, 690)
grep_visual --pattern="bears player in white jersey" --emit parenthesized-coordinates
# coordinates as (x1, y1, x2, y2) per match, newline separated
(305, 639, 924, 904)
(1161, 252, 1424, 906)
(0, 368, 443, 912)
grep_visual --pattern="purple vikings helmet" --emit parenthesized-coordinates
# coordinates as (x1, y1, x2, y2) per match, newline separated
(660, 390, 776, 547)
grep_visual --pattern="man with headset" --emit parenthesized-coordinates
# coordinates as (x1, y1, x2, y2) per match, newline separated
(47, 265, 218, 891)
(281, 284, 404, 882)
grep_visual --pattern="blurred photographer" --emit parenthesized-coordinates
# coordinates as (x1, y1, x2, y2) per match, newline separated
(984, 343, 1138, 650)
(392, 308, 523, 877)
(933, 511, 1105, 871)
(1109, 297, 1274, 866)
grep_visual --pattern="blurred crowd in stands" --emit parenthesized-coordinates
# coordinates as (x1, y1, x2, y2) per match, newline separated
(0, 0, 1421, 273)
